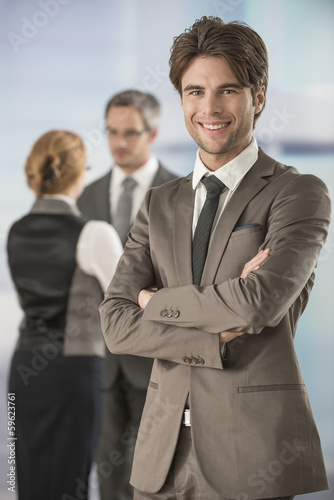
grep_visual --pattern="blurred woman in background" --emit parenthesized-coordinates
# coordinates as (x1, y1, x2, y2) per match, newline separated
(7, 130, 123, 500)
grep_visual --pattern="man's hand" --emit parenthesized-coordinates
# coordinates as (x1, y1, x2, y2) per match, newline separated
(219, 331, 245, 343)
(220, 248, 270, 344)
(138, 287, 157, 310)
(139, 249, 270, 334)
(240, 248, 270, 279)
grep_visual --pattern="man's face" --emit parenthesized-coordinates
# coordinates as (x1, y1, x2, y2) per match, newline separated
(105, 105, 157, 172)
(181, 56, 264, 170)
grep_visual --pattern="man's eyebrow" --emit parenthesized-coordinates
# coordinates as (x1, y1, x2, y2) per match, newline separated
(183, 84, 204, 92)
(183, 83, 244, 92)
(219, 83, 244, 89)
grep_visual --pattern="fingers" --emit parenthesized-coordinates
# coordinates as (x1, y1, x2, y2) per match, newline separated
(248, 248, 270, 267)
(138, 289, 153, 309)
(240, 248, 270, 279)
(219, 331, 245, 343)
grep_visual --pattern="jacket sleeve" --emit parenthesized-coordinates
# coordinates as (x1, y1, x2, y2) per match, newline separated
(99, 189, 224, 370)
(142, 174, 331, 334)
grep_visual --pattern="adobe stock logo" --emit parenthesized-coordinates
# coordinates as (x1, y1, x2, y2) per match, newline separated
(236, 438, 306, 499)
(213, 0, 243, 17)
(256, 106, 296, 144)
(7, 0, 71, 54)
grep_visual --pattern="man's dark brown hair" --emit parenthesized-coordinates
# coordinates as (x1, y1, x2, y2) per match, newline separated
(169, 16, 269, 125)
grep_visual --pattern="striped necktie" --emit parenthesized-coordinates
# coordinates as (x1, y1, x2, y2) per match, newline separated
(113, 177, 137, 246)
(192, 176, 226, 285)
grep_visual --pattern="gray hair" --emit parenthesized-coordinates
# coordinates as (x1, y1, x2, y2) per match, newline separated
(105, 89, 161, 130)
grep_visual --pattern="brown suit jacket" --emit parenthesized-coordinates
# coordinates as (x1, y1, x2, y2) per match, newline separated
(100, 148, 331, 498)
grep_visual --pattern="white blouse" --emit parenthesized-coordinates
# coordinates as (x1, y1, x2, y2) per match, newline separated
(76, 219, 123, 292)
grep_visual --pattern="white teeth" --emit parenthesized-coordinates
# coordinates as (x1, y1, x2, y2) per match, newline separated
(202, 123, 228, 130)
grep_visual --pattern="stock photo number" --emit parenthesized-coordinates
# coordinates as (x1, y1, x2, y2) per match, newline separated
(7, 393, 16, 493)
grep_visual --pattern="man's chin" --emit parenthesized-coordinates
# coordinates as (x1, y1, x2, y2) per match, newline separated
(113, 156, 132, 168)
(198, 144, 232, 156)
(194, 135, 234, 156)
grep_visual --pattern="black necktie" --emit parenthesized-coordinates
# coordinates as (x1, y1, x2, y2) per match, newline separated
(192, 176, 226, 285)
(113, 177, 137, 246)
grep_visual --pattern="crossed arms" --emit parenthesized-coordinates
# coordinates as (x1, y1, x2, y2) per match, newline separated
(138, 249, 270, 345)
(100, 172, 331, 368)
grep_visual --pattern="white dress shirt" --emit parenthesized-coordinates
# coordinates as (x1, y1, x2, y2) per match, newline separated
(192, 138, 259, 240)
(42, 194, 123, 292)
(110, 155, 159, 223)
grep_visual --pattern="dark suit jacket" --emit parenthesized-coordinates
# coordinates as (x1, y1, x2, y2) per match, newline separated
(100, 148, 330, 497)
(78, 162, 177, 389)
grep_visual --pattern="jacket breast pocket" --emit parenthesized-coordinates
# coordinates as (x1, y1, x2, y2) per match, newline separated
(215, 224, 265, 281)
(230, 223, 263, 238)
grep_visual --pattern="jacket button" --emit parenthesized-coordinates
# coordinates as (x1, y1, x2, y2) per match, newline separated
(183, 356, 192, 364)
(160, 309, 167, 317)
(192, 356, 204, 365)
(167, 310, 173, 318)
(173, 310, 180, 318)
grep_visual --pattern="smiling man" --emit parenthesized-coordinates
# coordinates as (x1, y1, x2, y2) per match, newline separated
(100, 17, 330, 500)
(181, 56, 264, 167)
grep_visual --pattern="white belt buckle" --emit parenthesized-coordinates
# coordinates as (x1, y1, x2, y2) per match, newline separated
(183, 409, 191, 427)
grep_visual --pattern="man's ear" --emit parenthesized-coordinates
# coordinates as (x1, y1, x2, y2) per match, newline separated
(148, 127, 158, 143)
(254, 85, 265, 114)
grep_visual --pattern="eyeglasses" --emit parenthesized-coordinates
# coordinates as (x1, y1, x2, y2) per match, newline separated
(105, 126, 149, 141)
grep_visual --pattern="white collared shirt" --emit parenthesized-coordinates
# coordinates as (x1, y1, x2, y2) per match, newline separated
(42, 194, 123, 292)
(192, 138, 258, 238)
(110, 155, 159, 223)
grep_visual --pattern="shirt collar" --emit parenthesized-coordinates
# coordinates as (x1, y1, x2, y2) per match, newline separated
(41, 194, 76, 206)
(192, 137, 258, 191)
(112, 155, 159, 187)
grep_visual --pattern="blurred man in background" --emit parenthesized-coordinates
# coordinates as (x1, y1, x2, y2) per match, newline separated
(78, 89, 177, 500)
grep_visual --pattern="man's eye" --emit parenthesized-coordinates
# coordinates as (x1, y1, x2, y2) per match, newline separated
(106, 128, 117, 135)
(124, 131, 137, 139)
(191, 91, 202, 96)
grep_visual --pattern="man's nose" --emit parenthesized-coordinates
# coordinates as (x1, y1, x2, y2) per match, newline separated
(119, 135, 128, 146)
(112, 132, 128, 146)
(203, 93, 221, 115)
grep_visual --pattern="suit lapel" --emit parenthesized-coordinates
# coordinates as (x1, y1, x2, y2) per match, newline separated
(201, 149, 276, 286)
(151, 163, 166, 187)
(171, 148, 277, 287)
(173, 175, 194, 286)
(150, 164, 162, 188)
(103, 171, 112, 223)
